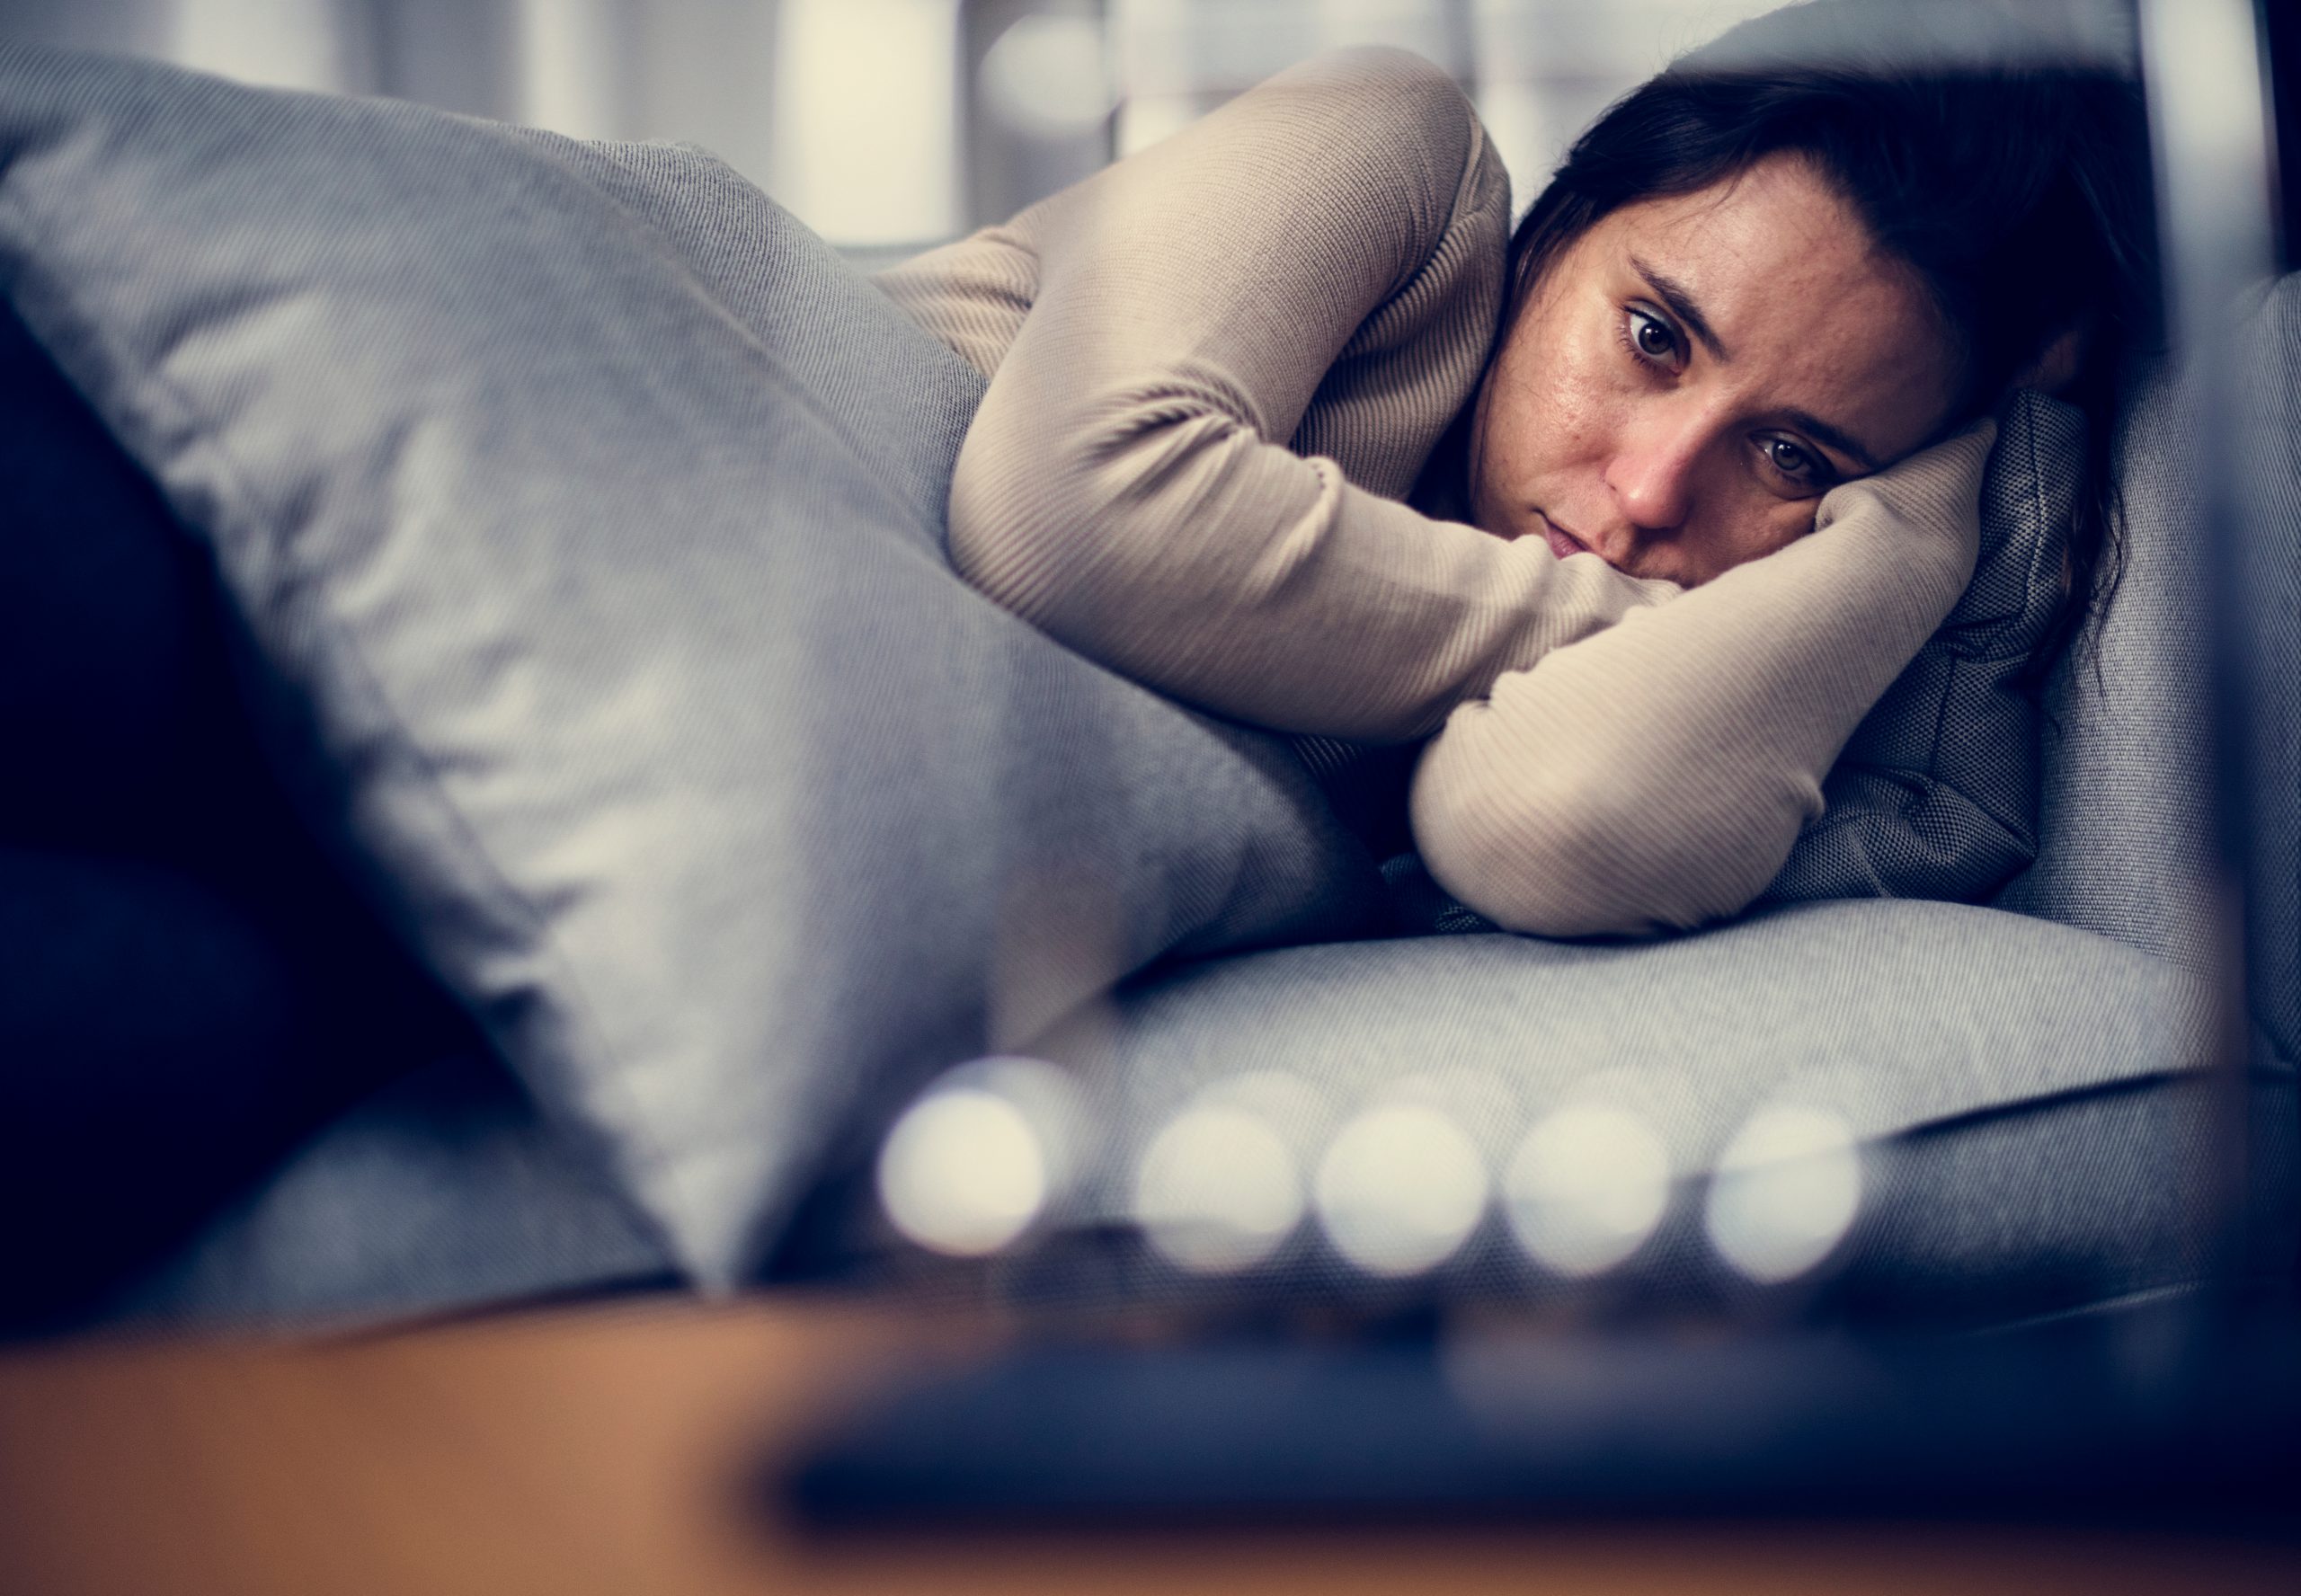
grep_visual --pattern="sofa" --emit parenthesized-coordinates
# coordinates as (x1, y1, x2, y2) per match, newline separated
(0, 36, 2292, 1339)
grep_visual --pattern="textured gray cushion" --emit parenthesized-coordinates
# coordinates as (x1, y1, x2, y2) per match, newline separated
(112, 1051, 675, 1330)
(868, 899, 2295, 1318)
(1992, 375, 2219, 970)
(1753, 391, 2079, 908)
(2234, 279, 2301, 1073)
(111, 898, 2294, 1331)
(0, 48, 1381, 1290)
(1996, 277, 2300, 1081)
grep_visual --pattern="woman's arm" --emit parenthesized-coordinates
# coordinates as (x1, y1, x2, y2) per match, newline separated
(877, 221, 1036, 384)
(886, 49, 1675, 743)
(1410, 421, 1997, 937)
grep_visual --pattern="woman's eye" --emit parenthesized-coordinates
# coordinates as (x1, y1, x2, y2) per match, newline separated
(1763, 437, 1820, 482)
(1626, 307, 1678, 364)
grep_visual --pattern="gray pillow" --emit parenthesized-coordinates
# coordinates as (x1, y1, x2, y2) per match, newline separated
(1013, 897, 2241, 1317)
(0, 47, 1383, 1289)
(1384, 390, 2079, 934)
(1753, 390, 2078, 908)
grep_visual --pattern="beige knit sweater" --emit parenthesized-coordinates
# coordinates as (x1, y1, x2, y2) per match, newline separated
(879, 47, 1992, 938)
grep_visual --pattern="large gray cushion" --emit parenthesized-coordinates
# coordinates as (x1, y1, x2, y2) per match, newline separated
(2235, 279, 2301, 1074)
(111, 897, 2296, 1330)
(1996, 277, 2300, 1079)
(1753, 391, 2079, 909)
(1992, 373, 2221, 971)
(876, 899, 2296, 1319)
(0, 47, 1381, 1290)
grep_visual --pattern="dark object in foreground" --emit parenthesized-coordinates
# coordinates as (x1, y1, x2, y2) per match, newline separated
(785, 1302, 2301, 1531)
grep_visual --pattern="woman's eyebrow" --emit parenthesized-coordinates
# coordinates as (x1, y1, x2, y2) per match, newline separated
(1631, 255, 1729, 361)
(1629, 253, 1882, 472)
(1781, 409, 1881, 473)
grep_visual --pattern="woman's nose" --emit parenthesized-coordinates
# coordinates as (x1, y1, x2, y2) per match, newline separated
(1602, 404, 1710, 539)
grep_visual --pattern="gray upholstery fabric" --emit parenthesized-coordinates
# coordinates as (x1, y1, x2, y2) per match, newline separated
(0, 47, 1381, 1290)
(1082, 900, 2223, 1172)
(2232, 279, 2301, 1070)
(999, 900, 2289, 1309)
(1754, 391, 2080, 908)
(22, 47, 2286, 1331)
(113, 1053, 673, 1331)
(496, 129, 974, 536)
(1995, 276, 2299, 1082)
(112, 899, 2296, 1330)
(1991, 374, 2221, 972)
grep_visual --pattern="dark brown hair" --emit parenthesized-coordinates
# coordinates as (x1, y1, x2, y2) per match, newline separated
(1493, 2, 2158, 690)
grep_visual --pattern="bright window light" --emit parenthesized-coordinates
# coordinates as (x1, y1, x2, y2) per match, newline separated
(514, 0, 620, 141)
(772, 0, 963, 247)
(170, 0, 349, 92)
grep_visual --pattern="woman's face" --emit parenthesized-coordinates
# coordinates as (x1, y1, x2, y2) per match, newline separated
(1469, 153, 1965, 586)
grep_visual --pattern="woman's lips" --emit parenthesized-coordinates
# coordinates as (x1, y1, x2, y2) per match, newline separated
(1537, 512, 1592, 563)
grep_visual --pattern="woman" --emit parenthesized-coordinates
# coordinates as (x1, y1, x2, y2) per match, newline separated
(885, 7, 2151, 939)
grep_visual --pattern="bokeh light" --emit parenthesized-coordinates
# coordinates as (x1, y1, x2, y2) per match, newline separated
(1132, 1101, 1302, 1272)
(980, 13, 1118, 137)
(1704, 1103, 1863, 1283)
(877, 1058, 1080, 1256)
(1312, 1103, 1488, 1277)
(1502, 1103, 1670, 1276)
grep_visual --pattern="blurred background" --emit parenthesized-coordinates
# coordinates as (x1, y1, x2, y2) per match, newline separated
(0, 0, 1821, 262)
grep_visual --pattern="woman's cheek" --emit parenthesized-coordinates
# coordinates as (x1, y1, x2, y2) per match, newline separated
(1753, 497, 1824, 562)
(1514, 337, 1617, 481)
(1472, 304, 1627, 519)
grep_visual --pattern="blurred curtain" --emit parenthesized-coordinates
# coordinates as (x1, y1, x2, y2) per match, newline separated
(0, 0, 786, 193)
(0, 0, 1863, 249)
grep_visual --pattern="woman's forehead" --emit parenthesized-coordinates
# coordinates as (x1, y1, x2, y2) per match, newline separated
(1586, 155, 1964, 462)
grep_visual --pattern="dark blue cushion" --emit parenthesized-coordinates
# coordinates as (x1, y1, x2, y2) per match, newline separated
(0, 847, 305, 1326)
(0, 299, 474, 1329)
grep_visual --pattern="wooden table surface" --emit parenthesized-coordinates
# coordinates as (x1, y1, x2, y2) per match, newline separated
(3, 1293, 2297, 1596)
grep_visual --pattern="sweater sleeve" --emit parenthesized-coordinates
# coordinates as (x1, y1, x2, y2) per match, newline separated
(884, 48, 1676, 743)
(1409, 421, 1999, 938)
(876, 220, 1037, 384)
